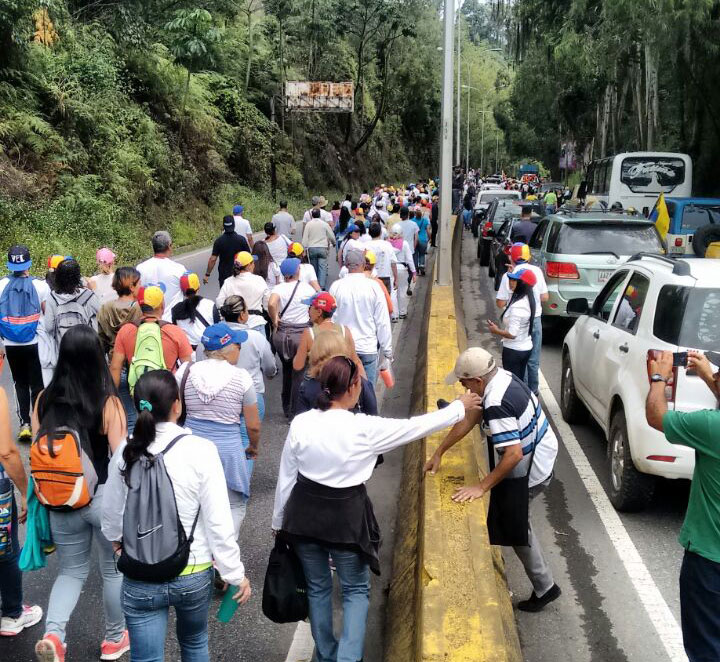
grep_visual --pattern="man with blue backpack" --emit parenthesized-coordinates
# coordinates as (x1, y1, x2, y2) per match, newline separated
(0, 246, 48, 442)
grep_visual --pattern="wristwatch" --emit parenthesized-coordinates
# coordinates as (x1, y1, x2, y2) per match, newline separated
(650, 373, 668, 383)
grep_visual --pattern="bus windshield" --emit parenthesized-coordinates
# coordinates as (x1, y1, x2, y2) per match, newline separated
(620, 157, 685, 194)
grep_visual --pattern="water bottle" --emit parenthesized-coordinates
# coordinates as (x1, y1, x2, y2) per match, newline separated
(216, 585, 240, 623)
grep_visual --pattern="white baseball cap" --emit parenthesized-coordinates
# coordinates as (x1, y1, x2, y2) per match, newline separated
(445, 347, 497, 384)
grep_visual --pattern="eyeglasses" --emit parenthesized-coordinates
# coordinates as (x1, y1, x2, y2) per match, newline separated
(342, 356, 357, 391)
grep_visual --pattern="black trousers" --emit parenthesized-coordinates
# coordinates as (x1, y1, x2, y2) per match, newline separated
(502, 347, 532, 382)
(431, 220, 439, 246)
(680, 550, 720, 661)
(5, 343, 44, 426)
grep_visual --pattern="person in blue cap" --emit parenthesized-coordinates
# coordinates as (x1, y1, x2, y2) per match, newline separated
(232, 205, 254, 250)
(0, 245, 49, 441)
(175, 322, 260, 541)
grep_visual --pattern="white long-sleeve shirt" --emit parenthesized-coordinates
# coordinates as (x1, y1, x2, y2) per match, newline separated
(329, 272, 392, 357)
(393, 240, 416, 273)
(272, 400, 465, 529)
(216, 272, 270, 314)
(101, 423, 246, 586)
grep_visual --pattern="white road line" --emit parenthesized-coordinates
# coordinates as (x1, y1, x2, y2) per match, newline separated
(284, 621, 315, 662)
(539, 371, 688, 662)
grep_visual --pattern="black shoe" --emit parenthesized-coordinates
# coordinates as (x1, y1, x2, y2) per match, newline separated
(517, 584, 561, 612)
(436, 398, 450, 409)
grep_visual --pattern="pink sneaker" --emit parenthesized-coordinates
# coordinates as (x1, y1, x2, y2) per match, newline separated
(100, 629, 130, 661)
(35, 633, 66, 662)
(0, 604, 43, 636)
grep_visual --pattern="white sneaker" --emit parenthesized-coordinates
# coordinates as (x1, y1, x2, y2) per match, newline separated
(0, 604, 43, 636)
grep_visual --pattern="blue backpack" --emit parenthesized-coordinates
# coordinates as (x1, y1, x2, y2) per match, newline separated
(0, 276, 41, 343)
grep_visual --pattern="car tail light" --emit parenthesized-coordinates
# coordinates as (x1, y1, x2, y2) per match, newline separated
(647, 350, 677, 403)
(646, 455, 677, 463)
(674, 238, 683, 247)
(546, 261, 580, 279)
(482, 221, 492, 237)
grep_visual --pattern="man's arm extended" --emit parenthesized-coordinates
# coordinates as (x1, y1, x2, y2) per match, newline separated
(424, 408, 483, 474)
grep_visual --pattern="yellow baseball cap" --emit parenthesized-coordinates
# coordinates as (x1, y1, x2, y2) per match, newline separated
(137, 284, 165, 309)
(365, 250, 377, 266)
(234, 251, 257, 267)
(287, 242, 304, 257)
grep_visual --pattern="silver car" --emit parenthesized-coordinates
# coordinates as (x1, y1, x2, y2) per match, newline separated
(528, 211, 665, 319)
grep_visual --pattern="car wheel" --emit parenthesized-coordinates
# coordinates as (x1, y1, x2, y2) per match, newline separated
(607, 409, 655, 512)
(479, 240, 490, 266)
(488, 255, 496, 277)
(691, 224, 720, 257)
(560, 353, 588, 424)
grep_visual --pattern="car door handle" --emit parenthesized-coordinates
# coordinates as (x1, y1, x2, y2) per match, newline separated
(619, 344, 629, 353)
(593, 330, 600, 339)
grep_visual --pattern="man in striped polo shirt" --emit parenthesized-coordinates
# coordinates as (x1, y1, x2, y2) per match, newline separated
(425, 347, 561, 612)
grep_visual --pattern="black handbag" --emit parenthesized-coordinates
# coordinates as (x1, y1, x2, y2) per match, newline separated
(486, 392, 539, 547)
(262, 537, 309, 623)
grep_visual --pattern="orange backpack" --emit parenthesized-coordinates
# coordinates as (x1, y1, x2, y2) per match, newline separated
(30, 427, 98, 510)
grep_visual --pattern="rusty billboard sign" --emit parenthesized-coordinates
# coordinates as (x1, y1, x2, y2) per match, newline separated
(285, 81, 354, 113)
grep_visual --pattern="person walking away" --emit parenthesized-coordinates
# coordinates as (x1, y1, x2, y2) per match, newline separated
(272, 200, 296, 240)
(136, 231, 186, 320)
(32, 325, 129, 662)
(264, 222, 292, 266)
(462, 196, 473, 231)
(363, 252, 393, 318)
(511, 206, 537, 245)
(543, 188, 558, 215)
(268, 259, 315, 418)
(216, 252, 270, 334)
(330, 201, 341, 229)
(367, 222, 398, 294)
(109, 284, 193, 429)
(488, 269, 536, 381)
(302, 209, 337, 290)
(397, 206, 419, 253)
(412, 208, 431, 275)
(425, 347, 561, 612)
(232, 204, 254, 249)
(101, 370, 251, 662)
(335, 206, 353, 243)
(0, 339, 43, 637)
(292, 292, 363, 376)
(218, 296, 276, 459)
(170, 272, 220, 351)
(646, 350, 720, 661)
(274, 356, 482, 662)
(175, 323, 260, 536)
(287, 243, 321, 292)
(88, 249, 118, 305)
(44, 258, 100, 373)
(496, 243, 548, 394)
(341, 194, 352, 211)
(388, 224, 417, 321)
(329, 250, 392, 387)
(252, 241, 282, 288)
(0, 245, 48, 442)
(431, 194, 439, 247)
(204, 216, 251, 288)
(338, 225, 364, 270)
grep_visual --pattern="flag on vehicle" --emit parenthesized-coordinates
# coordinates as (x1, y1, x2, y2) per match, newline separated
(650, 193, 670, 238)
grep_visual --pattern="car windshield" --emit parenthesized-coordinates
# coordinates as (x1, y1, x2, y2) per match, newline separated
(479, 193, 517, 203)
(654, 286, 720, 351)
(681, 205, 720, 231)
(549, 222, 663, 255)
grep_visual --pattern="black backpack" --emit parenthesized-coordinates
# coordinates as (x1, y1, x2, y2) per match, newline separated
(262, 537, 308, 623)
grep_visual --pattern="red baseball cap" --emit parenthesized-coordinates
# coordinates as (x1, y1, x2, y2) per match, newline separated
(509, 243, 530, 263)
(301, 291, 337, 313)
(508, 268, 537, 287)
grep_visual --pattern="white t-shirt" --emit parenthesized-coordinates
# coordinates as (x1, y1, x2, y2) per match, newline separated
(367, 239, 397, 279)
(172, 297, 217, 348)
(299, 263, 318, 287)
(398, 220, 419, 247)
(501, 297, 533, 351)
(136, 255, 186, 315)
(234, 215, 253, 239)
(0, 276, 49, 346)
(272, 280, 315, 325)
(342, 238, 365, 263)
(89, 273, 118, 305)
(496, 263, 548, 318)
(266, 235, 291, 265)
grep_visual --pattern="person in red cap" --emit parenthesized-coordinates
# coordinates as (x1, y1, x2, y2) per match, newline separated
(488, 268, 537, 381)
(292, 292, 364, 378)
(170, 271, 220, 351)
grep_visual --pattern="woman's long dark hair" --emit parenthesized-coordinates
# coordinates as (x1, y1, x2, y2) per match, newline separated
(54, 259, 83, 295)
(252, 241, 272, 280)
(501, 280, 536, 336)
(37, 325, 118, 436)
(112, 266, 140, 297)
(123, 370, 179, 486)
(172, 292, 203, 322)
(316, 356, 360, 411)
(337, 206, 351, 235)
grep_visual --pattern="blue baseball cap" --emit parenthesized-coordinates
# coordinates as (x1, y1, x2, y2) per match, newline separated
(7, 245, 31, 272)
(280, 257, 301, 277)
(201, 322, 248, 351)
(233, 205, 244, 215)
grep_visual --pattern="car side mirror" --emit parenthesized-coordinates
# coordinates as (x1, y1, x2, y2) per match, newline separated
(566, 298, 590, 315)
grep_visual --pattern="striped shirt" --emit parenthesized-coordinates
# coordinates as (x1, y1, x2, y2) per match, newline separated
(482, 369, 558, 487)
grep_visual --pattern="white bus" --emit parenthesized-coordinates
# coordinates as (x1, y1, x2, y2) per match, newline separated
(582, 152, 692, 215)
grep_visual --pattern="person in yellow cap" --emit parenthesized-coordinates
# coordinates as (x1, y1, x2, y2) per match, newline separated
(286, 242, 320, 292)
(216, 252, 270, 334)
(170, 271, 220, 350)
(363, 250, 393, 315)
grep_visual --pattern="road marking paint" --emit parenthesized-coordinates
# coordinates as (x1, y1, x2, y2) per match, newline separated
(539, 371, 687, 662)
(284, 621, 314, 662)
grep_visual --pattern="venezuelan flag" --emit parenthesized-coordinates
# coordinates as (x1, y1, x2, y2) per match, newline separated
(650, 193, 671, 239)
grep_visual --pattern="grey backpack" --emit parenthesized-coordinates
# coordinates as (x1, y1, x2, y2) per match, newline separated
(117, 434, 200, 582)
(51, 289, 95, 344)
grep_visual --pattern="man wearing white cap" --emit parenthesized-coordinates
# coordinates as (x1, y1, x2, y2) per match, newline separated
(424, 347, 561, 613)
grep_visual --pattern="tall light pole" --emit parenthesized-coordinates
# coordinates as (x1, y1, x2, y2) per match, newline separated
(461, 84, 478, 172)
(455, 9, 461, 166)
(438, 0, 455, 286)
(478, 109, 489, 175)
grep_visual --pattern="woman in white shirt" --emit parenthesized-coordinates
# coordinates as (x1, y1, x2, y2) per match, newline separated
(170, 271, 220, 350)
(102, 370, 251, 661)
(272, 356, 481, 662)
(388, 223, 417, 321)
(88, 247, 118, 305)
(287, 242, 321, 292)
(263, 223, 292, 266)
(488, 268, 537, 381)
(216, 252, 270, 333)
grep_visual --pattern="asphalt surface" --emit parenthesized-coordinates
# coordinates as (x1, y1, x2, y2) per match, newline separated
(459, 229, 689, 662)
(0, 237, 436, 662)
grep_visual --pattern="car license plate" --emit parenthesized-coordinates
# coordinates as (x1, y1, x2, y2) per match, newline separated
(597, 270, 613, 284)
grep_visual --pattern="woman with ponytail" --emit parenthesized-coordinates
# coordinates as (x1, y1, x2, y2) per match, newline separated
(102, 370, 250, 661)
(170, 271, 220, 351)
(272, 356, 482, 662)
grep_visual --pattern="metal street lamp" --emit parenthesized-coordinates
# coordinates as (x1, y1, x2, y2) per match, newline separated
(461, 84, 478, 172)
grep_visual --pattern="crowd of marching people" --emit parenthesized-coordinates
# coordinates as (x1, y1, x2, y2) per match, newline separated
(0, 182, 463, 662)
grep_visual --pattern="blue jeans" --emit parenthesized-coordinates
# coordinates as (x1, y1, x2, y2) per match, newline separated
(680, 550, 720, 662)
(119, 368, 137, 435)
(294, 542, 370, 662)
(46, 486, 125, 644)
(0, 492, 22, 619)
(240, 393, 265, 476)
(526, 320, 542, 395)
(414, 242, 428, 270)
(122, 568, 214, 662)
(358, 353, 378, 388)
(308, 247, 329, 289)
